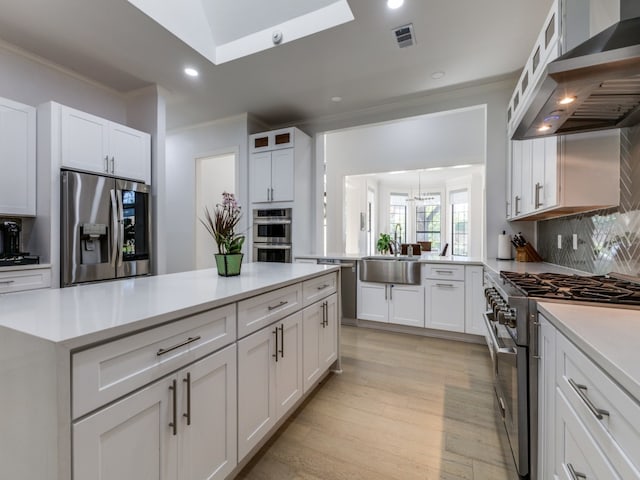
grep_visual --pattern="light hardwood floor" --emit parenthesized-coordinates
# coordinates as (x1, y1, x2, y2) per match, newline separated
(238, 326, 518, 480)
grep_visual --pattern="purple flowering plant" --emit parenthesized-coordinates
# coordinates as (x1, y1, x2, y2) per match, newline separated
(200, 192, 245, 254)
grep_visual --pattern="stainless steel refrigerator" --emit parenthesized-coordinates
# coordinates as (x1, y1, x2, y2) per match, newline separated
(61, 169, 151, 287)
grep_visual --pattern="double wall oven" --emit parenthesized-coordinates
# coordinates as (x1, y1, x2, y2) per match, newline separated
(483, 270, 640, 480)
(252, 208, 292, 263)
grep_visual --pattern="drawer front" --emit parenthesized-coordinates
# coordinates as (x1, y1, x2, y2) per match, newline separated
(555, 388, 624, 480)
(0, 268, 51, 293)
(237, 283, 302, 338)
(423, 264, 465, 281)
(556, 334, 640, 477)
(72, 303, 236, 419)
(302, 273, 337, 307)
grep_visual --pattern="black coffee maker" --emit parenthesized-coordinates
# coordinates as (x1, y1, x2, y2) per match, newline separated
(0, 221, 21, 257)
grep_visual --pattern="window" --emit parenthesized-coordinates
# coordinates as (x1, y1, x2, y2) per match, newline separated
(415, 194, 441, 252)
(450, 189, 469, 256)
(389, 193, 407, 243)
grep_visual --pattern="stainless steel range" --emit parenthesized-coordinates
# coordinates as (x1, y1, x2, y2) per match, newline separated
(483, 270, 640, 480)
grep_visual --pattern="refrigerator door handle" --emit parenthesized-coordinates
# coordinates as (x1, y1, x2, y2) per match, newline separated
(116, 189, 124, 268)
(110, 189, 119, 268)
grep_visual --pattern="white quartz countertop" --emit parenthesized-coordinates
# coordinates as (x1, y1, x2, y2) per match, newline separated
(483, 259, 588, 276)
(296, 253, 484, 265)
(537, 302, 640, 401)
(0, 262, 337, 349)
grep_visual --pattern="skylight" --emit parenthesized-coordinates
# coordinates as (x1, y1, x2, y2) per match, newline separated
(127, 0, 354, 64)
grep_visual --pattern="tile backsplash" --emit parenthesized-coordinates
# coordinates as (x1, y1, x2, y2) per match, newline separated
(537, 125, 640, 275)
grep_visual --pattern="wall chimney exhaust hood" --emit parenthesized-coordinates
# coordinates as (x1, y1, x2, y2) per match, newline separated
(512, 15, 640, 140)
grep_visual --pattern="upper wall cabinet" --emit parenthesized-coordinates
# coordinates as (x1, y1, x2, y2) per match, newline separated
(0, 97, 36, 216)
(249, 127, 310, 204)
(507, 0, 621, 221)
(60, 105, 151, 183)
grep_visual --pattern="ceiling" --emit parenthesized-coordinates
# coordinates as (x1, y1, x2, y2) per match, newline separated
(0, 0, 553, 130)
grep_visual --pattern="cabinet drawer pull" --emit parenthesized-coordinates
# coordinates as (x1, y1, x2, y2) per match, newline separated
(0, 280, 15, 285)
(273, 327, 279, 362)
(104, 155, 109, 172)
(183, 372, 191, 426)
(435, 283, 454, 288)
(156, 336, 201, 356)
(317, 284, 331, 290)
(567, 463, 587, 479)
(568, 378, 610, 420)
(169, 379, 177, 436)
(435, 270, 453, 274)
(278, 324, 284, 358)
(268, 300, 288, 311)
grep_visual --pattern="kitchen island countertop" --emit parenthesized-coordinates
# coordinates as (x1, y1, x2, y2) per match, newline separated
(0, 262, 338, 349)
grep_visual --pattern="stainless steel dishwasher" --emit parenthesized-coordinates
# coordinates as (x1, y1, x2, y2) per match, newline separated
(316, 258, 357, 325)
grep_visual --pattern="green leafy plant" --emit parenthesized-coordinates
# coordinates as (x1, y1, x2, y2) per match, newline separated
(376, 233, 392, 254)
(200, 192, 245, 254)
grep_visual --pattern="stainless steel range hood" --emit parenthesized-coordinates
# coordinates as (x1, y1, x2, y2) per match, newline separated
(512, 13, 640, 140)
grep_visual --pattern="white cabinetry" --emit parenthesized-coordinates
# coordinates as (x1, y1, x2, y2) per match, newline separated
(0, 97, 36, 216)
(424, 280, 465, 333)
(237, 311, 303, 461)
(0, 267, 51, 294)
(506, 0, 621, 220)
(74, 344, 237, 480)
(537, 312, 640, 480)
(60, 105, 151, 183)
(303, 293, 338, 393)
(250, 149, 294, 202)
(249, 127, 309, 204)
(357, 281, 424, 327)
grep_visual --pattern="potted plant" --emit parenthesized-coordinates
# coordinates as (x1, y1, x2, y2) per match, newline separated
(200, 192, 245, 276)
(376, 233, 392, 255)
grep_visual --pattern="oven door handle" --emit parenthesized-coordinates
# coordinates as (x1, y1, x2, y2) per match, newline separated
(253, 219, 292, 225)
(483, 312, 516, 357)
(255, 244, 292, 250)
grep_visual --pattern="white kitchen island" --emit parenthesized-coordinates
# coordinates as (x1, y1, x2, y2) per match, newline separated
(0, 262, 340, 480)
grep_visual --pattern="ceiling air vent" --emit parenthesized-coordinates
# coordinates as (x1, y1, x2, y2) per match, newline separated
(393, 23, 415, 48)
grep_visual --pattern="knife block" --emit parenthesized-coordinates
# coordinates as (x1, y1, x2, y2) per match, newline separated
(515, 245, 542, 262)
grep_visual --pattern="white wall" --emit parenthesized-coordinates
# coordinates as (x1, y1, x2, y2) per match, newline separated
(0, 41, 126, 121)
(293, 77, 528, 260)
(165, 115, 250, 273)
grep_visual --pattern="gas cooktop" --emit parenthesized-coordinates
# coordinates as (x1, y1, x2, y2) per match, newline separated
(500, 271, 640, 306)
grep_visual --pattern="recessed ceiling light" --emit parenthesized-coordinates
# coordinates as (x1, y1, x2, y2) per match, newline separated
(431, 71, 445, 79)
(537, 124, 552, 132)
(331, 96, 343, 102)
(184, 67, 199, 77)
(558, 96, 576, 105)
(387, 0, 404, 9)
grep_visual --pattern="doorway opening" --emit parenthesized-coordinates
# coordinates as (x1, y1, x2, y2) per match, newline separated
(195, 152, 236, 269)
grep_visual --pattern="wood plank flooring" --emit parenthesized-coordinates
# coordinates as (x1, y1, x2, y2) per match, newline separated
(237, 326, 518, 480)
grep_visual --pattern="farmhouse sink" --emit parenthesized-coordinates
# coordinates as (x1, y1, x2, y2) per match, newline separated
(359, 256, 421, 285)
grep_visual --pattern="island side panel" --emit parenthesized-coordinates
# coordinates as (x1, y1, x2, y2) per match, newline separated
(0, 326, 60, 479)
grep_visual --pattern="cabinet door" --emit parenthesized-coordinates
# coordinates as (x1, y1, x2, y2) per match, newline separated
(109, 123, 150, 183)
(237, 325, 277, 461)
(538, 314, 557, 480)
(61, 106, 109, 174)
(521, 139, 533, 214)
(275, 312, 303, 419)
(249, 151, 272, 203)
(464, 266, 485, 335)
(302, 302, 322, 393)
(389, 284, 425, 327)
(320, 294, 338, 370)
(357, 281, 388, 322)
(543, 136, 558, 208)
(531, 138, 545, 210)
(73, 376, 178, 480)
(270, 148, 294, 202)
(425, 280, 465, 332)
(179, 345, 237, 480)
(511, 141, 524, 217)
(0, 98, 36, 215)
